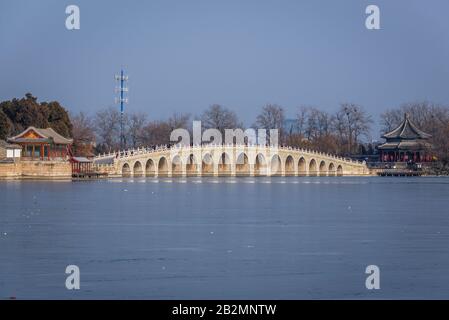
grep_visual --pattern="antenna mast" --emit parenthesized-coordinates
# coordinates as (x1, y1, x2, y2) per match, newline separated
(115, 69, 129, 150)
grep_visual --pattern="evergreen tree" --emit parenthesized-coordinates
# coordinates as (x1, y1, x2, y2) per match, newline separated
(0, 110, 11, 140)
(0, 93, 72, 137)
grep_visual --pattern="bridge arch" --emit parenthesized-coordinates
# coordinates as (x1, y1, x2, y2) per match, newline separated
(236, 152, 249, 176)
(337, 165, 343, 176)
(122, 163, 131, 177)
(171, 155, 183, 176)
(218, 152, 232, 176)
(145, 159, 156, 177)
(255, 153, 267, 176)
(186, 153, 199, 176)
(202, 153, 214, 176)
(319, 160, 327, 176)
(298, 157, 306, 176)
(285, 155, 295, 175)
(133, 161, 144, 177)
(309, 159, 317, 176)
(271, 154, 282, 176)
(328, 163, 336, 176)
(158, 157, 169, 177)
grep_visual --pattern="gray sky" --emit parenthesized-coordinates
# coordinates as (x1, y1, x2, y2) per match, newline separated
(1, 0, 449, 137)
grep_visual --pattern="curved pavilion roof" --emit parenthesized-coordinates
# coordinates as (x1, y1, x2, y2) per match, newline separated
(8, 126, 73, 145)
(382, 114, 432, 140)
(378, 114, 433, 151)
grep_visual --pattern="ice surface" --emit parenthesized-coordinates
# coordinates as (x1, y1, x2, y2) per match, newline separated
(0, 177, 448, 299)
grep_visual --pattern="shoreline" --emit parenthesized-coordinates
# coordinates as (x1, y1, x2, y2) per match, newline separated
(3, 174, 449, 182)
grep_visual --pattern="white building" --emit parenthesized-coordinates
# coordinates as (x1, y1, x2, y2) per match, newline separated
(0, 140, 22, 160)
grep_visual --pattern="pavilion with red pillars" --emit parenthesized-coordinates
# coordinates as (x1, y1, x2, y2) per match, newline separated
(7, 126, 73, 161)
(378, 114, 433, 163)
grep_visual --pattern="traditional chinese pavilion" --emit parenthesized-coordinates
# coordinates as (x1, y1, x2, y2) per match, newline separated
(378, 114, 433, 162)
(8, 126, 73, 160)
(71, 157, 93, 174)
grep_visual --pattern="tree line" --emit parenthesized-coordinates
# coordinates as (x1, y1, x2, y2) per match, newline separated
(61, 100, 449, 165)
(83, 103, 374, 157)
(1, 94, 448, 164)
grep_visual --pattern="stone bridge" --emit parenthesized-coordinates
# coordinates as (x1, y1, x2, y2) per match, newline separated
(94, 145, 370, 177)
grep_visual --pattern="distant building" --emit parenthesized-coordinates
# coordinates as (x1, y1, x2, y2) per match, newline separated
(378, 114, 433, 162)
(0, 140, 21, 160)
(8, 127, 73, 161)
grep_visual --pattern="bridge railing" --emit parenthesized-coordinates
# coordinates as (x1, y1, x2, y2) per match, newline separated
(93, 144, 365, 165)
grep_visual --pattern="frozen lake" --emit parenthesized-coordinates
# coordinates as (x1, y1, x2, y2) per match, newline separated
(1, 177, 449, 299)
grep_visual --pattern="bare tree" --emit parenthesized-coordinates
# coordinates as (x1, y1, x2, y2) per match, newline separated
(201, 104, 241, 135)
(255, 104, 285, 130)
(127, 112, 147, 148)
(292, 107, 338, 153)
(335, 103, 372, 155)
(381, 101, 449, 137)
(135, 113, 191, 147)
(304, 107, 334, 140)
(94, 107, 121, 152)
(380, 109, 403, 132)
(167, 112, 191, 131)
(255, 104, 285, 142)
(71, 111, 95, 156)
(141, 121, 171, 146)
(295, 106, 309, 136)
